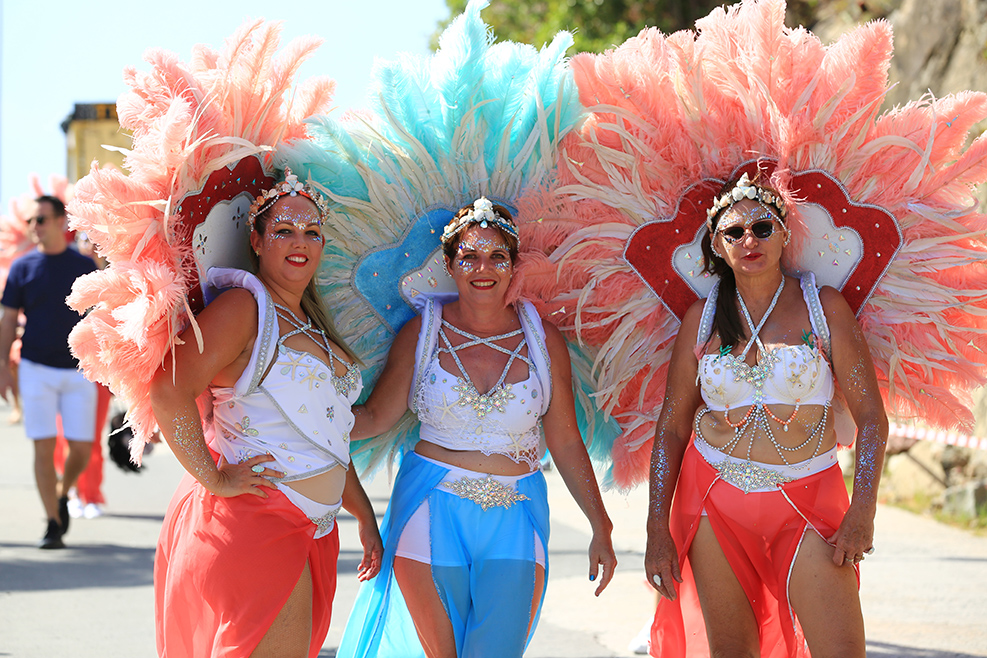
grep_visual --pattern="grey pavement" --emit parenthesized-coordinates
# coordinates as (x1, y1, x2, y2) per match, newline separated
(1, 405, 985, 657)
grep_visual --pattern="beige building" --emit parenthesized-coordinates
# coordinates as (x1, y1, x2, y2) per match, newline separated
(61, 103, 130, 183)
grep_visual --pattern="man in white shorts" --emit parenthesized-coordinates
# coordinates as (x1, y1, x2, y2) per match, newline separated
(0, 196, 97, 549)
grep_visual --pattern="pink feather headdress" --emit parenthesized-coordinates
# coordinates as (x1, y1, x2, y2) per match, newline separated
(518, 0, 987, 488)
(66, 20, 335, 462)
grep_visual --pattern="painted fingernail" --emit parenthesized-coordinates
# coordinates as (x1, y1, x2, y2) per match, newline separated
(589, 574, 596, 581)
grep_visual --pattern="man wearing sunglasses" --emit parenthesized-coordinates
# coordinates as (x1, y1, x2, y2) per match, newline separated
(0, 195, 97, 549)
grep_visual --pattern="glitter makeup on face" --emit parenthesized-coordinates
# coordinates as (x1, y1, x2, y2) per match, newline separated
(718, 203, 776, 229)
(266, 204, 324, 243)
(458, 235, 509, 253)
(453, 231, 512, 274)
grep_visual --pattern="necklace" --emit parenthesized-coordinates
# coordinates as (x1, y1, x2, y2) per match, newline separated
(439, 320, 531, 419)
(713, 276, 827, 469)
(273, 303, 360, 398)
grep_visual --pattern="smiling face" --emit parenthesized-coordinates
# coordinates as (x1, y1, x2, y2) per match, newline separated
(249, 195, 325, 290)
(712, 199, 788, 275)
(445, 225, 513, 298)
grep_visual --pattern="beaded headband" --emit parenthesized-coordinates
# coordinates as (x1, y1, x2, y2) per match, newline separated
(247, 167, 330, 232)
(440, 197, 520, 248)
(705, 172, 787, 232)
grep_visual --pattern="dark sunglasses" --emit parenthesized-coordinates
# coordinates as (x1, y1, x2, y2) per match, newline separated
(719, 220, 780, 244)
(28, 215, 50, 226)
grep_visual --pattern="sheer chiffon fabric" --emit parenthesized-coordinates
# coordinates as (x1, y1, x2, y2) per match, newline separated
(155, 473, 339, 657)
(650, 441, 855, 658)
(337, 451, 549, 658)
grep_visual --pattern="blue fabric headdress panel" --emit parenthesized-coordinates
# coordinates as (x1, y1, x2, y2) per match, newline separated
(355, 201, 518, 334)
(354, 208, 454, 333)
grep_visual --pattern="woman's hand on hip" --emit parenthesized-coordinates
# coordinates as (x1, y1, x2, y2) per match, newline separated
(207, 453, 283, 498)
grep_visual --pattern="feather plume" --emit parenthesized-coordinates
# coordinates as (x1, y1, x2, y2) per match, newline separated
(279, 0, 587, 477)
(518, 0, 987, 488)
(67, 21, 333, 463)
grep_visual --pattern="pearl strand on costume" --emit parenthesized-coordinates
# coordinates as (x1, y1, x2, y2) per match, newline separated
(712, 275, 827, 467)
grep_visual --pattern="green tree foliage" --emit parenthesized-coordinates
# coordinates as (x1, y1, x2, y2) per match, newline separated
(436, 0, 826, 53)
(436, 0, 724, 52)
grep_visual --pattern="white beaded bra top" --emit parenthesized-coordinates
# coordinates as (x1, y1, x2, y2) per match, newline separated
(415, 317, 545, 471)
(697, 273, 834, 414)
(206, 268, 363, 483)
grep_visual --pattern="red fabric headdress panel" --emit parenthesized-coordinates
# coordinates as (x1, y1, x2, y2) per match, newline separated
(624, 159, 902, 320)
(176, 156, 274, 312)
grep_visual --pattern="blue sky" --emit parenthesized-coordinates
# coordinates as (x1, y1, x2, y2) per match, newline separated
(0, 0, 449, 212)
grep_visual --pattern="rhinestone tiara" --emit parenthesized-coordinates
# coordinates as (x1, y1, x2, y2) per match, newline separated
(706, 172, 787, 231)
(440, 197, 520, 248)
(247, 167, 330, 232)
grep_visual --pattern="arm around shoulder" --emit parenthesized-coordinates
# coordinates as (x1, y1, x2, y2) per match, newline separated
(351, 315, 421, 441)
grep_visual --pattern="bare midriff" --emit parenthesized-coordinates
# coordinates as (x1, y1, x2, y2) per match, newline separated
(283, 463, 347, 505)
(695, 403, 837, 465)
(415, 440, 536, 476)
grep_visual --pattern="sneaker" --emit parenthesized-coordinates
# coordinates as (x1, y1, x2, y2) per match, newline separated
(39, 519, 65, 549)
(83, 503, 104, 519)
(58, 496, 70, 536)
(68, 497, 84, 519)
(628, 621, 651, 655)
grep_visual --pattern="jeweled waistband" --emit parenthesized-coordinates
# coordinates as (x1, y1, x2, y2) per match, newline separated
(693, 435, 838, 494)
(416, 453, 536, 510)
(276, 483, 342, 538)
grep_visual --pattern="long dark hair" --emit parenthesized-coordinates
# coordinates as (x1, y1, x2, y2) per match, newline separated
(700, 176, 786, 350)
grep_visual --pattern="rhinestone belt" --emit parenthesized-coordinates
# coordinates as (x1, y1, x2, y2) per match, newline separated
(309, 507, 339, 536)
(442, 475, 530, 511)
(709, 456, 794, 493)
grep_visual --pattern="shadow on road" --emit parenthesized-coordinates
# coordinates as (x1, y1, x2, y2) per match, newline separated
(0, 543, 155, 591)
(868, 641, 986, 657)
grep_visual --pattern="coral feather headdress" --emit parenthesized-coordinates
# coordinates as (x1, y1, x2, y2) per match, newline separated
(519, 0, 987, 488)
(66, 20, 335, 462)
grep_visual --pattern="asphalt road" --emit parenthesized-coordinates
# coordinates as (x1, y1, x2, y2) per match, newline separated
(1, 405, 985, 657)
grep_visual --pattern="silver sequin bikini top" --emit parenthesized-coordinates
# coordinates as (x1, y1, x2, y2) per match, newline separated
(699, 344, 833, 411)
(416, 358, 544, 469)
(410, 298, 553, 471)
(205, 268, 363, 482)
(696, 272, 834, 411)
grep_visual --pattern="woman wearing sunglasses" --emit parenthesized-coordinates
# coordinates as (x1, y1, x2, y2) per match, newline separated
(645, 172, 887, 657)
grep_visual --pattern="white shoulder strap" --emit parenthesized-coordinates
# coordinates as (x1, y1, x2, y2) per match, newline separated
(205, 267, 278, 397)
(409, 297, 442, 413)
(696, 280, 720, 347)
(517, 300, 553, 414)
(800, 271, 832, 361)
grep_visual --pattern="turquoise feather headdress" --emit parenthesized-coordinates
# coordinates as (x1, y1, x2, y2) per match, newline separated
(279, 0, 598, 477)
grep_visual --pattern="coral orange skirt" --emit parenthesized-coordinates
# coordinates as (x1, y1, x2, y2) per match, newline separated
(651, 441, 854, 658)
(155, 474, 339, 657)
